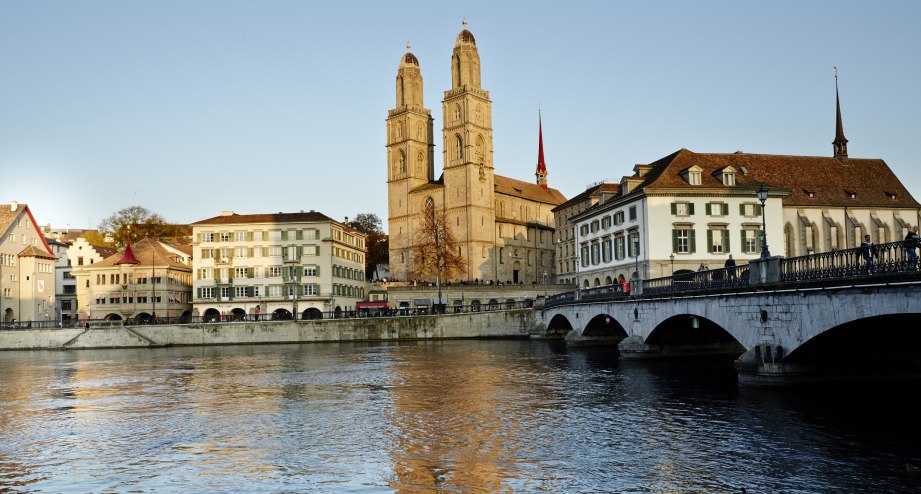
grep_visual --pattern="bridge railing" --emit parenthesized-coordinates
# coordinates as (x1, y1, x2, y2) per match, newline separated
(643, 264, 750, 296)
(780, 240, 917, 282)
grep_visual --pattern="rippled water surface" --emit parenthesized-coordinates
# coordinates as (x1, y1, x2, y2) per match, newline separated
(1, 341, 919, 493)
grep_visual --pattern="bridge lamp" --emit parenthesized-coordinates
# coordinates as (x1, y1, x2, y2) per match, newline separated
(757, 184, 771, 259)
(669, 253, 675, 275)
(690, 315, 700, 329)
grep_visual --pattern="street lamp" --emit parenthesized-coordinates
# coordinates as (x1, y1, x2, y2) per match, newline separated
(435, 223, 442, 313)
(757, 184, 771, 259)
(542, 270, 548, 299)
(632, 233, 640, 283)
(670, 252, 675, 275)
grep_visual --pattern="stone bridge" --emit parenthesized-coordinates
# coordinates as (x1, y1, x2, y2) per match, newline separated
(538, 254, 921, 386)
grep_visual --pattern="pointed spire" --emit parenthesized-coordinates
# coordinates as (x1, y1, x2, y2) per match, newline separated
(116, 238, 139, 265)
(536, 108, 548, 189)
(833, 67, 848, 159)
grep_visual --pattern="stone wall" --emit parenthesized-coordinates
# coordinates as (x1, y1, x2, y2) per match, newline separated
(0, 309, 536, 350)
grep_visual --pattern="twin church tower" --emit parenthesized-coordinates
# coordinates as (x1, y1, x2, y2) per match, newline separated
(386, 22, 566, 283)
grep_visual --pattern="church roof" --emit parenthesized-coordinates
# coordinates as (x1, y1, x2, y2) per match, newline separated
(629, 148, 919, 209)
(494, 175, 566, 205)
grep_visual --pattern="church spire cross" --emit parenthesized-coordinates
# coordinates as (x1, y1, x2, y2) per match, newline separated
(536, 109, 548, 188)
(833, 67, 848, 159)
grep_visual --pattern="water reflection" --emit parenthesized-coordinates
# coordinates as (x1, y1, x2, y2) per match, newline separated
(0, 341, 919, 493)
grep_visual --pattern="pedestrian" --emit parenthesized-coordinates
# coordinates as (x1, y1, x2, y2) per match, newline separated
(861, 234, 876, 273)
(725, 254, 737, 281)
(905, 227, 919, 271)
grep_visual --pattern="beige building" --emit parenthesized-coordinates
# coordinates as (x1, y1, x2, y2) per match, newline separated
(70, 237, 193, 322)
(552, 181, 620, 285)
(191, 210, 367, 320)
(387, 24, 566, 284)
(1, 202, 57, 323)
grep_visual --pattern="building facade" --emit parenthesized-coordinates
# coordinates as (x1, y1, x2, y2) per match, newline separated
(552, 181, 620, 285)
(70, 237, 193, 322)
(387, 24, 566, 284)
(191, 210, 367, 320)
(0, 202, 57, 323)
(46, 238, 78, 323)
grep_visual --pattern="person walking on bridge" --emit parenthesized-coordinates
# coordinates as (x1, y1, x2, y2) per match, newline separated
(724, 255, 737, 281)
(905, 227, 919, 271)
(861, 234, 876, 273)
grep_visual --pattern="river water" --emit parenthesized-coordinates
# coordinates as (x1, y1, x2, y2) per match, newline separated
(1, 340, 919, 493)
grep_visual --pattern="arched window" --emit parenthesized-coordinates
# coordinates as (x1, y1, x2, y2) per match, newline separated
(417, 123, 424, 140)
(396, 122, 403, 139)
(398, 151, 406, 174)
(416, 152, 425, 175)
(454, 104, 461, 121)
(475, 135, 484, 160)
(475, 105, 482, 123)
(454, 135, 463, 161)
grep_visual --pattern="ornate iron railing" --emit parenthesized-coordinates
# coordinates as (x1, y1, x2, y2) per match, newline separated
(643, 264, 750, 296)
(780, 240, 918, 282)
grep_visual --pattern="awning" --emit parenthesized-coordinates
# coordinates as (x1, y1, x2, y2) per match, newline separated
(356, 301, 389, 309)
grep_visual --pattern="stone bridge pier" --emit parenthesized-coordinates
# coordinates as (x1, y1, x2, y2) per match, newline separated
(538, 281, 921, 386)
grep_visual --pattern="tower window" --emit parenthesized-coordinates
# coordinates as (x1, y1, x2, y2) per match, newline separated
(454, 135, 463, 161)
(454, 104, 461, 121)
(398, 151, 406, 173)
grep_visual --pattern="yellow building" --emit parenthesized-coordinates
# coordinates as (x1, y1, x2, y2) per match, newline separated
(387, 23, 566, 284)
(71, 237, 193, 322)
(0, 202, 57, 323)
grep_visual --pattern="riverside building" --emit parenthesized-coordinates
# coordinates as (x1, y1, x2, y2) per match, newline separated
(0, 202, 57, 323)
(191, 210, 367, 320)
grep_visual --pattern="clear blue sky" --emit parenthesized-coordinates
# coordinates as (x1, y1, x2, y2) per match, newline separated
(2, 1, 919, 231)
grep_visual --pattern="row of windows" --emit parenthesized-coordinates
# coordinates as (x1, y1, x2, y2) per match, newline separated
(201, 245, 322, 260)
(8, 233, 38, 246)
(94, 273, 190, 286)
(581, 207, 637, 236)
(332, 246, 363, 264)
(670, 202, 762, 217)
(93, 292, 189, 305)
(672, 228, 762, 254)
(0, 254, 15, 266)
(199, 230, 321, 243)
(580, 233, 640, 267)
(198, 266, 322, 280)
(333, 265, 362, 281)
(197, 284, 365, 299)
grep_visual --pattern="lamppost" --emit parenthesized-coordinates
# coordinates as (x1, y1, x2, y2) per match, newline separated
(632, 233, 640, 284)
(758, 184, 771, 259)
(290, 265, 299, 320)
(542, 270, 548, 299)
(670, 252, 675, 275)
(435, 223, 442, 313)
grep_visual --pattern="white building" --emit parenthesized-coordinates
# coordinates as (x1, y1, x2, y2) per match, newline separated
(191, 210, 368, 320)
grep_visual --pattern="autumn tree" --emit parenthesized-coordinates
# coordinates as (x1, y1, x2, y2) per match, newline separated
(348, 212, 389, 280)
(410, 199, 465, 282)
(99, 206, 185, 248)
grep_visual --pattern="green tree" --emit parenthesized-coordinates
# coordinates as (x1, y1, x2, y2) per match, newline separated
(98, 206, 184, 248)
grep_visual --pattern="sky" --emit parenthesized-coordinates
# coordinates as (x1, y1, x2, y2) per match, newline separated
(1, 1, 919, 232)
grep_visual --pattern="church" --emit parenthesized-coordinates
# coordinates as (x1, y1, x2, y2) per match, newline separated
(386, 22, 566, 284)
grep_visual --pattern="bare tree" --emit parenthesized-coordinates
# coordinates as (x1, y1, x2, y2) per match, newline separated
(98, 206, 185, 248)
(410, 198, 465, 281)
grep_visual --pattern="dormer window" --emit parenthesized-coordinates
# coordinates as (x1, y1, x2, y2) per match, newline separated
(886, 192, 897, 200)
(718, 166, 737, 186)
(680, 165, 703, 186)
(845, 190, 857, 199)
(804, 189, 815, 198)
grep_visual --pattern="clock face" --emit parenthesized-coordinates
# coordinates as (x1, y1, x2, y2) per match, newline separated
(37, 280, 45, 293)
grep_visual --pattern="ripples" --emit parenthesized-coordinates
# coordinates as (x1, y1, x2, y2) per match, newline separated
(1, 341, 920, 492)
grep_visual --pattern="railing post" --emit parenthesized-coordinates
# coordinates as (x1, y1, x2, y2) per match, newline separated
(749, 256, 782, 286)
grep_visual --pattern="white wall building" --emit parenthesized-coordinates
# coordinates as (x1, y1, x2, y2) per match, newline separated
(191, 210, 368, 320)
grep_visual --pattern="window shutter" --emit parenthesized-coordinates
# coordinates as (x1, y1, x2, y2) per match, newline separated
(740, 230, 747, 251)
(707, 230, 713, 253)
(723, 230, 730, 252)
(248, 248, 254, 258)
(705, 203, 712, 215)
(723, 203, 730, 215)
(316, 266, 320, 276)
(740, 204, 746, 215)
(688, 203, 695, 215)
(689, 230, 697, 253)
(755, 204, 763, 216)
(315, 246, 320, 256)
(296, 246, 303, 258)
(672, 230, 679, 252)
(196, 233, 201, 243)
(671, 203, 677, 215)
(756, 230, 763, 253)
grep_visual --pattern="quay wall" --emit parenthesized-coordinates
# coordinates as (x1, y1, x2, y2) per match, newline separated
(0, 310, 536, 350)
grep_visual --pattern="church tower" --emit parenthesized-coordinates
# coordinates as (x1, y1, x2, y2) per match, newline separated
(441, 20, 497, 280)
(832, 69, 848, 159)
(387, 43, 435, 279)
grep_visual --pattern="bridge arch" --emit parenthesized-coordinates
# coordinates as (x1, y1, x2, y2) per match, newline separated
(646, 314, 744, 357)
(547, 314, 573, 337)
(583, 314, 628, 338)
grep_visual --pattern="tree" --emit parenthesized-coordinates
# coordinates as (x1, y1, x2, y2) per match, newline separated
(349, 212, 388, 280)
(410, 199, 465, 281)
(98, 206, 184, 248)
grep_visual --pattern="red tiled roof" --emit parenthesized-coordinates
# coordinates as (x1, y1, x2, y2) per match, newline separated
(193, 211, 336, 225)
(494, 175, 566, 205)
(18, 245, 57, 260)
(552, 183, 620, 212)
(92, 238, 190, 270)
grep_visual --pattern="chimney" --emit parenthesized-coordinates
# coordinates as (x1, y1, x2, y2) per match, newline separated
(220, 210, 234, 216)
(10, 201, 18, 211)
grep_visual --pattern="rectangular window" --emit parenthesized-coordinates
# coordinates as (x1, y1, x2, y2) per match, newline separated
(304, 266, 318, 277)
(590, 221, 599, 233)
(304, 284, 318, 296)
(706, 203, 729, 216)
(580, 225, 589, 236)
(602, 238, 612, 262)
(742, 229, 760, 254)
(741, 203, 762, 217)
(296, 230, 304, 241)
(708, 229, 730, 253)
(235, 286, 247, 297)
(235, 231, 248, 242)
(234, 267, 248, 278)
(601, 216, 612, 229)
(672, 229, 696, 254)
(615, 235, 625, 260)
(629, 206, 637, 221)
(671, 202, 694, 216)
(270, 266, 284, 277)
(200, 287, 214, 298)
(281, 230, 289, 241)
(201, 232, 214, 242)
(580, 245, 589, 267)
(220, 287, 231, 298)
(235, 247, 247, 258)
(219, 232, 231, 242)
(268, 246, 282, 257)
(613, 211, 625, 225)
(590, 242, 600, 265)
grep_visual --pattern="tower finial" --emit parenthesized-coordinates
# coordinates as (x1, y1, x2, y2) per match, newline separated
(462, 17, 467, 28)
(406, 41, 411, 51)
(833, 66, 848, 159)
(536, 108, 548, 189)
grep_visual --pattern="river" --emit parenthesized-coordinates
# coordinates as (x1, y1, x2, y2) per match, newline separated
(1, 340, 919, 493)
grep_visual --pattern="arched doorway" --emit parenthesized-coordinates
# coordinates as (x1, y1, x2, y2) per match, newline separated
(505, 299, 516, 309)
(512, 260, 522, 283)
(487, 299, 499, 310)
(272, 309, 292, 320)
(136, 312, 152, 324)
(471, 300, 481, 312)
(104, 313, 123, 321)
(203, 308, 220, 323)
(179, 310, 191, 323)
(303, 308, 322, 320)
(231, 308, 246, 321)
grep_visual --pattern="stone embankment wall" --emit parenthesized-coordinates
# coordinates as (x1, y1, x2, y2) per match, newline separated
(0, 310, 536, 350)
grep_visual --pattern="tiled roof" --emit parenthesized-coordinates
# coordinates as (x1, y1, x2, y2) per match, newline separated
(494, 175, 566, 205)
(630, 149, 919, 209)
(91, 238, 190, 270)
(192, 211, 336, 226)
(552, 183, 620, 212)
(0, 203, 25, 236)
(93, 245, 119, 258)
(18, 245, 57, 260)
